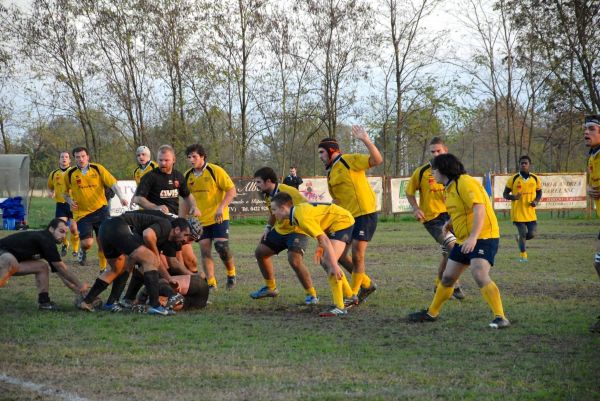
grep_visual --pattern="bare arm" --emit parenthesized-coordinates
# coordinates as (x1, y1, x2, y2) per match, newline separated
(111, 183, 129, 207)
(352, 125, 383, 167)
(183, 194, 200, 217)
(132, 195, 169, 213)
(316, 234, 343, 279)
(165, 256, 192, 276)
(406, 194, 425, 222)
(142, 228, 161, 258)
(50, 261, 87, 294)
(215, 187, 236, 224)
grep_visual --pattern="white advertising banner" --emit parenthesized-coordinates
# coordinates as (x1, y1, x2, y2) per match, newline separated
(109, 180, 139, 216)
(493, 174, 587, 210)
(390, 176, 484, 214)
(298, 176, 383, 212)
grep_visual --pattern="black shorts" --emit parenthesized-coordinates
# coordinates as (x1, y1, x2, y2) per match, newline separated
(78, 206, 110, 240)
(352, 213, 378, 242)
(200, 221, 229, 240)
(184, 274, 209, 309)
(98, 217, 144, 259)
(329, 226, 353, 244)
(261, 230, 309, 255)
(55, 202, 73, 219)
(449, 238, 499, 266)
(423, 213, 451, 245)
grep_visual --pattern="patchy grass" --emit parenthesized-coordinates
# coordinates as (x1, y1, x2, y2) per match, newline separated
(0, 200, 599, 400)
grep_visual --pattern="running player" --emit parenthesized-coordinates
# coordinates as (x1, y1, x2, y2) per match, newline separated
(250, 166, 319, 304)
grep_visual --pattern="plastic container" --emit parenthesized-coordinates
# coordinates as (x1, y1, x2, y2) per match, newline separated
(3, 217, 16, 230)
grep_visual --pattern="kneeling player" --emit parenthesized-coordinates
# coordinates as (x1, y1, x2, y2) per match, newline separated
(270, 192, 354, 317)
(0, 218, 87, 309)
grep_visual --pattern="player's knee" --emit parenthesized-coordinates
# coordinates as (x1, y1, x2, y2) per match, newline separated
(287, 250, 304, 268)
(442, 234, 456, 256)
(214, 241, 232, 262)
(440, 276, 456, 287)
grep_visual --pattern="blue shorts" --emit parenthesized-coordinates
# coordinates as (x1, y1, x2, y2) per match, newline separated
(329, 226, 353, 244)
(352, 212, 378, 241)
(55, 202, 73, 219)
(77, 206, 110, 240)
(449, 238, 499, 266)
(261, 230, 309, 254)
(200, 220, 229, 240)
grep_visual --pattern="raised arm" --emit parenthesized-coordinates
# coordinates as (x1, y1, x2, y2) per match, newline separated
(352, 125, 383, 167)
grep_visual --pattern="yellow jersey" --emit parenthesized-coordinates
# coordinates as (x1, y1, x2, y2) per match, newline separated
(326, 154, 376, 217)
(445, 174, 499, 243)
(134, 161, 158, 185)
(185, 163, 235, 226)
(47, 167, 70, 203)
(406, 163, 447, 222)
(505, 173, 541, 222)
(289, 203, 355, 239)
(265, 183, 308, 235)
(64, 163, 118, 220)
(588, 147, 600, 217)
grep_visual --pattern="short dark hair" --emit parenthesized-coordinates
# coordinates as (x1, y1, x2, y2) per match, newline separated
(47, 218, 67, 230)
(429, 137, 445, 146)
(185, 144, 207, 158)
(171, 217, 191, 232)
(254, 167, 278, 183)
(431, 153, 466, 180)
(72, 146, 88, 156)
(271, 191, 293, 207)
(519, 155, 531, 163)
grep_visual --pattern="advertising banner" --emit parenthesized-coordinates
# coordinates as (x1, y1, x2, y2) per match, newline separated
(298, 177, 383, 211)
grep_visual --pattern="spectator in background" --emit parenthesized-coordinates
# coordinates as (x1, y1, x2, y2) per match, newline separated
(283, 167, 303, 189)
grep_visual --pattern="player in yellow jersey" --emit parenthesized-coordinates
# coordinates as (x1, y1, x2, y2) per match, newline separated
(408, 153, 510, 329)
(63, 147, 129, 269)
(133, 146, 158, 185)
(270, 192, 354, 317)
(250, 167, 319, 305)
(317, 125, 383, 307)
(503, 155, 542, 262)
(185, 144, 237, 290)
(584, 114, 600, 333)
(47, 151, 80, 258)
(406, 137, 464, 299)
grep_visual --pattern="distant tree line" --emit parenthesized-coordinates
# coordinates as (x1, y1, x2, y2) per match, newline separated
(0, 0, 597, 182)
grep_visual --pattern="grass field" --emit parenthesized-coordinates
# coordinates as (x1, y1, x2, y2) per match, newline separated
(0, 198, 599, 401)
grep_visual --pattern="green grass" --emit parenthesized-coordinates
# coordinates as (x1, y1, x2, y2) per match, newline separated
(0, 199, 599, 400)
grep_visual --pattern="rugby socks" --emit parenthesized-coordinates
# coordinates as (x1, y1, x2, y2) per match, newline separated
(428, 283, 454, 317)
(340, 273, 353, 297)
(266, 278, 277, 291)
(98, 250, 107, 271)
(226, 266, 236, 278)
(143, 270, 160, 308)
(207, 277, 217, 288)
(84, 279, 109, 303)
(70, 232, 80, 253)
(38, 292, 51, 304)
(327, 275, 344, 309)
(124, 269, 144, 301)
(306, 286, 317, 298)
(62, 238, 69, 247)
(351, 272, 365, 294)
(480, 281, 506, 319)
(519, 251, 528, 260)
(106, 271, 130, 305)
(435, 277, 441, 287)
(361, 273, 372, 289)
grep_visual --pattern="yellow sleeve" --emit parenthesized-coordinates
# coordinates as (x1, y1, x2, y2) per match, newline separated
(295, 206, 324, 238)
(405, 167, 422, 196)
(460, 176, 486, 208)
(214, 165, 235, 191)
(63, 167, 73, 191)
(535, 174, 542, 190)
(97, 164, 117, 187)
(47, 171, 55, 191)
(344, 154, 371, 171)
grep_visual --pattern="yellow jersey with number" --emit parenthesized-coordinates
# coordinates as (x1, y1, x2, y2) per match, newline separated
(588, 148, 600, 217)
(185, 163, 235, 226)
(265, 183, 308, 235)
(505, 173, 541, 222)
(406, 163, 447, 222)
(445, 175, 499, 243)
(289, 203, 354, 239)
(47, 168, 69, 203)
(64, 163, 117, 220)
(326, 154, 376, 217)
(134, 161, 158, 185)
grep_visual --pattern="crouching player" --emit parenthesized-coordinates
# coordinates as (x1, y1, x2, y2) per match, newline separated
(408, 153, 510, 329)
(77, 211, 193, 316)
(0, 218, 88, 309)
(270, 192, 354, 317)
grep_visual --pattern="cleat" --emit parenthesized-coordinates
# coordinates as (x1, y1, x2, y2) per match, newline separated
(519, 258, 528, 263)
(77, 250, 87, 266)
(489, 316, 511, 329)
(590, 316, 600, 333)
(147, 305, 175, 316)
(226, 275, 236, 290)
(343, 295, 359, 309)
(119, 299, 134, 309)
(319, 306, 347, 317)
(38, 301, 59, 311)
(304, 295, 319, 305)
(131, 304, 147, 314)
(452, 286, 466, 300)
(0, 266, 18, 288)
(77, 300, 95, 312)
(60, 244, 68, 257)
(408, 309, 438, 323)
(102, 303, 124, 313)
(208, 284, 218, 292)
(166, 293, 185, 309)
(357, 283, 377, 304)
(72, 251, 78, 259)
(250, 286, 279, 299)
